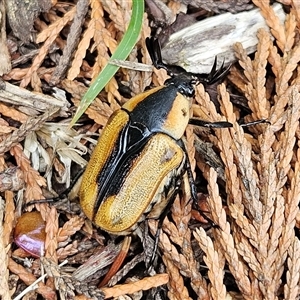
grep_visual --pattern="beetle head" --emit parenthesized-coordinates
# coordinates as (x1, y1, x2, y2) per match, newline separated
(146, 37, 230, 92)
(164, 74, 197, 98)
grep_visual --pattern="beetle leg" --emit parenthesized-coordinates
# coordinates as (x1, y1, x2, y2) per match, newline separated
(145, 178, 182, 271)
(146, 36, 231, 86)
(184, 157, 217, 225)
(189, 118, 232, 128)
(178, 139, 218, 225)
(176, 139, 197, 201)
(25, 167, 85, 208)
(61, 168, 85, 199)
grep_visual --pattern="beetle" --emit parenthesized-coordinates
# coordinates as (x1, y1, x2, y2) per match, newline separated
(79, 37, 232, 235)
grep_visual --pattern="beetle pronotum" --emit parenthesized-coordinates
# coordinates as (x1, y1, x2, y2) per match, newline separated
(79, 37, 232, 236)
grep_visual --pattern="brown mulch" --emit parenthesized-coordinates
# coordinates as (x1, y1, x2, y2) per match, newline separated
(1, 0, 300, 299)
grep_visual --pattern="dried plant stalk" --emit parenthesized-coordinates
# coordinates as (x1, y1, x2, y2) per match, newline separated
(3, 191, 15, 247)
(169, 188, 209, 299)
(201, 7, 300, 297)
(57, 216, 85, 243)
(245, 29, 271, 121)
(252, 0, 286, 52)
(206, 168, 251, 298)
(0, 106, 60, 156)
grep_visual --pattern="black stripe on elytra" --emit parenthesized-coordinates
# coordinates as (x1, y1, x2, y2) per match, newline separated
(93, 119, 152, 216)
(92, 86, 182, 217)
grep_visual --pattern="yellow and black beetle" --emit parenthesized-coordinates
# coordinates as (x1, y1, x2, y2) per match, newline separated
(79, 37, 232, 235)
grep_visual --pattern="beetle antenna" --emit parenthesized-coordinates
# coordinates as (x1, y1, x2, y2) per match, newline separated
(198, 57, 231, 85)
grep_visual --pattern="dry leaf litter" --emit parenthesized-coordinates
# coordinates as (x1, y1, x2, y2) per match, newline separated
(0, 1, 300, 300)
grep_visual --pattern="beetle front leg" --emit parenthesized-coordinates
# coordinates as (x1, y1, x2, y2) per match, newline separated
(178, 139, 217, 225)
(25, 167, 85, 210)
(189, 118, 232, 129)
(177, 139, 197, 203)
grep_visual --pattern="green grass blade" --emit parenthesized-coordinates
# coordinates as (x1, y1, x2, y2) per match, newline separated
(70, 0, 145, 127)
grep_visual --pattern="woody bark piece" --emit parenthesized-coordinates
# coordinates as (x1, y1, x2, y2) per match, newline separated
(161, 3, 285, 74)
(0, 2, 11, 75)
(5, 0, 51, 43)
(0, 79, 69, 116)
